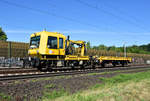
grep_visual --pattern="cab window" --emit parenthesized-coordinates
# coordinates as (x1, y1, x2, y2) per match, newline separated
(47, 36, 57, 49)
(59, 38, 63, 49)
(30, 36, 40, 48)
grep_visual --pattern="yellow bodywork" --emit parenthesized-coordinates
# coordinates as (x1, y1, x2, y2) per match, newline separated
(28, 31, 89, 61)
(28, 31, 66, 57)
(65, 40, 89, 61)
(65, 55, 89, 61)
(67, 40, 86, 56)
(99, 56, 132, 63)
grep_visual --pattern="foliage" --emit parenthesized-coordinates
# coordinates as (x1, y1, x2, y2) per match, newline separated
(0, 27, 7, 41)
(0, 93, 12, 101)
(86, 41, 91, 49)
(99, 71, 150, 85)
(88, 43, 150, 55)
(43, 89, 68, 100)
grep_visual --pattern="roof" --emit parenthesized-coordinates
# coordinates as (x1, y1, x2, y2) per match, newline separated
(30, 31, 66, 38)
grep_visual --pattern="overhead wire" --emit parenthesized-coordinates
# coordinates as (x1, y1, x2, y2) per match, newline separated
(0, 0, 100, 29)
(43, 0, 120, 32)
(96, 0, 145, 28)
(74, 0, 148, 31)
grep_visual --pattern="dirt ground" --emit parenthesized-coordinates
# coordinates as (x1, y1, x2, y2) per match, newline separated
(0, 69, 149, 101)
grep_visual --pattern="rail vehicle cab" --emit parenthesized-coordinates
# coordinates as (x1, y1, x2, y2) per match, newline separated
(28, 31, 66, 60)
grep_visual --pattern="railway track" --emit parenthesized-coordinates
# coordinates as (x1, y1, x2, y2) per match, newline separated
(0, 68, 39, 74)
(0, 64, 148, 74)
(0, 65, 150, 81)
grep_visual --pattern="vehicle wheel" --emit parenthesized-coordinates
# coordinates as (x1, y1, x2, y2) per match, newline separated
(101, 63, 106, 67)
(112, 63, 116, 67)
(71, 66, 75, 70)
(80, 65, 84, 69)
(47, 68, 52, 72)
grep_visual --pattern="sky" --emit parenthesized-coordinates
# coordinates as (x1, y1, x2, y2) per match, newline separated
(0, 0, 150, 47)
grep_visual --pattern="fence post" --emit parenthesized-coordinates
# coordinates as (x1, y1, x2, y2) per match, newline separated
(8, 41, 11, 67)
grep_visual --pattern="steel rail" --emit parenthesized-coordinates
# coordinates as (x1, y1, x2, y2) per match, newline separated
(0, 68, 39, 74)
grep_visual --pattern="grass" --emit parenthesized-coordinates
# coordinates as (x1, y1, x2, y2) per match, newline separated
(87, 68, 145, 77)
(87, 70, 123, 76)
(100, 71, 150, 84)
(42, 70, 150, 101)
(44, 84, 55, 89)
(0, 93, 11, 101)
(43, 83, 69, 101)
(43, 89, 68, 101)
(31, 75, 72, 83)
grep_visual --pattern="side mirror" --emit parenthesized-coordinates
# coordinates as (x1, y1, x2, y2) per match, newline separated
(67, 35, 70, 40)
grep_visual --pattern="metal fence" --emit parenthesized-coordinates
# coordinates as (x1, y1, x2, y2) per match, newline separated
(0, 41, 29, 67)
(0, 41, 29, 58)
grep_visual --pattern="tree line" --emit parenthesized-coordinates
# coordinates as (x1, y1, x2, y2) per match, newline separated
(86, 41, 150, 54)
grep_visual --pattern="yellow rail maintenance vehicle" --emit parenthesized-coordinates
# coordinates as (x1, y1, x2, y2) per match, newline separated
(28, 31, 90, 70)
(26, 31, 132, 71)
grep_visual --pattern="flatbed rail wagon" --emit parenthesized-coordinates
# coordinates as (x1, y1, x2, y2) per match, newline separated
(99, 56, 132, 67)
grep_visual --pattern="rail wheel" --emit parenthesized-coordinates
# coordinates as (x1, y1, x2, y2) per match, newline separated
(80, 65, 84, 69)
(121, 63, 125, 67)
(92, 64, 96, 69)
(101, 62, 106, 67)
(47, 67, 52, 72)
(112, 63, 116, 67)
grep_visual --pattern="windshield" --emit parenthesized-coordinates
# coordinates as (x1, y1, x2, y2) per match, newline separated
(30, 36, 40, 48)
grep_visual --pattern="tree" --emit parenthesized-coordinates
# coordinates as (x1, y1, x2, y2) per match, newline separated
(98, 44, 107, 50)
(108, 46, 116, 51)
(0, 27, 7, 41)
(86, 41, 91, 49)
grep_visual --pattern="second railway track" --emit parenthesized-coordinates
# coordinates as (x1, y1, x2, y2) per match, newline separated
(0, 65, 150, 81)
(0, 68, 39, 74)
